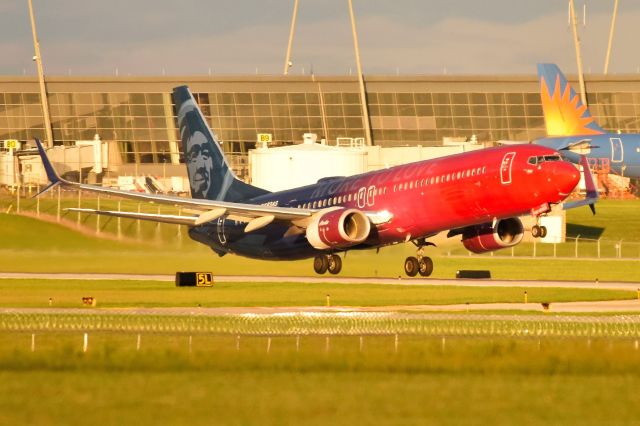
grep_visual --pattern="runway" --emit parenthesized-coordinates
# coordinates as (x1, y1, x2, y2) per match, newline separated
(2, 272, 639, 314)
(1, 272, 638, 290)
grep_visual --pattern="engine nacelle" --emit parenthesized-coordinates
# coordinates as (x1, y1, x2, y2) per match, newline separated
(306, 208, 371, 250)
(462, 218, 524, 254)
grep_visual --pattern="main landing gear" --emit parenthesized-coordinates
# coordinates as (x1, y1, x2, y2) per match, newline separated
(531, 224, 547, 238)
(404, 239, 434, 277)
(313, 254, 342, 275)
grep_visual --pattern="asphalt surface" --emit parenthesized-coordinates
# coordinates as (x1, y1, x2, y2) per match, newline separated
(1, 272, 639, 314)
(1, 272, 638, 290)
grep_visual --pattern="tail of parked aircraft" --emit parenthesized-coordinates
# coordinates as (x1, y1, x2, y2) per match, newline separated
(173, 86, 269, 202)
(537, 63, 605, 137)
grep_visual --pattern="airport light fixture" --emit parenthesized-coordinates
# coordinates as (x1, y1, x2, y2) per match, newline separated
(27, 0, 54, 148)
(604, 0, 619, 74)
(568, 0, 588, 107)
(348, 0, 373, 146)
(283, 0, 299, 75)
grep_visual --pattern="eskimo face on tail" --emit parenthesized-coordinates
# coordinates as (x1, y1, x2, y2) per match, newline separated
(186, 130, 214, 199)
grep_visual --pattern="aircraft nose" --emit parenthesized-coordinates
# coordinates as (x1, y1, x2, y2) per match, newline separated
(552, 161, 580, 197)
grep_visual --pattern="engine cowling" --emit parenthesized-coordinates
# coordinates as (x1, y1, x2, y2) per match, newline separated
(461, 218, 524, 254)
(306, 208, 371, 250)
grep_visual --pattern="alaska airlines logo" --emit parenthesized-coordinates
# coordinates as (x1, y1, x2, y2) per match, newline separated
(540, 75, 604, 136)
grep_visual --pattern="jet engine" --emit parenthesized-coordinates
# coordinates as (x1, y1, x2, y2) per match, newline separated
(306, 208, 371, 250)
(461, 217, 524, 254)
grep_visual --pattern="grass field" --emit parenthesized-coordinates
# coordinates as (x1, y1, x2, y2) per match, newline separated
(1, 212, 640, 281)
(2, 196, 640, 424)
(0, 278, 633, 308)
(0, 332, 639, 425)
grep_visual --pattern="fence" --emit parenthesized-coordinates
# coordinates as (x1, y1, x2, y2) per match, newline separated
(455, 236, 640, 260)
(2, 312, 640, 339)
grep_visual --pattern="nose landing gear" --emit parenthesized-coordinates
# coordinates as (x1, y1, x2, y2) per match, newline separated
(313, 254, 342, 275)
(531, 224, 547, 238)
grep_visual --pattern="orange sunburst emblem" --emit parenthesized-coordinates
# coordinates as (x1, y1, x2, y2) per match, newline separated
(540, 75, 603, 136)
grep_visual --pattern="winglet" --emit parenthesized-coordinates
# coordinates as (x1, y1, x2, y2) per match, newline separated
(33, 138, 66, 198)
(563, 155, 599, 214)
(35, 138, 61, 184)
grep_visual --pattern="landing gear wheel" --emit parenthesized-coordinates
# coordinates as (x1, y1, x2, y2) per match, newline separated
(328, 254, 342, 275)
(418, 257, 433, 277)
(540, 226, 548, 238)
(313, 255, 329, 274)
(404, 256, 420, 277)
(531, 225, 541, 238)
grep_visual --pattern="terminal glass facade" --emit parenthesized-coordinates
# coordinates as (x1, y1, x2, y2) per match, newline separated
(0, 75, 639, 169)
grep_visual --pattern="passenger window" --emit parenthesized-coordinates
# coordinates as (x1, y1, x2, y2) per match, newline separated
(409, 181, 413, 189)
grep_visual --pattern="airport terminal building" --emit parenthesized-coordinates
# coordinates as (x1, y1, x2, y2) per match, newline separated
(1, 73, 640, 181)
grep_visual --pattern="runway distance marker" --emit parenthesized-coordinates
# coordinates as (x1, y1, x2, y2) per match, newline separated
(175, 272, 214, 287)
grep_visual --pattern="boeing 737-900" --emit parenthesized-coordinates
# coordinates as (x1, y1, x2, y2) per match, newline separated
(35, 86, 594, 276)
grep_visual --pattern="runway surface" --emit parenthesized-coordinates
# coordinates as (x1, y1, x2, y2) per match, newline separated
(1, 272, 638, 290)
(2, 272, 639, 314)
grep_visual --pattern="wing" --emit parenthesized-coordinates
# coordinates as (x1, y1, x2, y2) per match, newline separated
(35, 139, 394, 231)
(35, 138, 314, 230)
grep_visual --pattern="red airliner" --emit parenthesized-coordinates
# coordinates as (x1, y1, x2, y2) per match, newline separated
(35, 86, 595, 277)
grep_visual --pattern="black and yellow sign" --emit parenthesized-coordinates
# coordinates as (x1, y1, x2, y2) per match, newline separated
(257, 133, 272, 143)
(175, 272, 214, 287)
(4, 139, 18, 149)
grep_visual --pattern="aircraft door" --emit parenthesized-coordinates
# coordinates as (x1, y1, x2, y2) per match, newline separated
(610, 137, 623, 163)
(500, 152, 516, 185)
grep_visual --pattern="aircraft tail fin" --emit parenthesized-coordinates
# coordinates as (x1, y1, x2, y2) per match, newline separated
(172, 86, 269, 202)
(537, 63, 605, 137)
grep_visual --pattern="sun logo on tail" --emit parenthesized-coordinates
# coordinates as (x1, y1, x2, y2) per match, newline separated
(540, 75, 604, 136)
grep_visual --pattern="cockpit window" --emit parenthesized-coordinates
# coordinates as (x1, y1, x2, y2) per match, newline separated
(529, 155, 561, 165)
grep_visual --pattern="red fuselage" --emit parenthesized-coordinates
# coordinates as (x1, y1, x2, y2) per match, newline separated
(191, 144, 580, 260)
(273, 144, 578, 244)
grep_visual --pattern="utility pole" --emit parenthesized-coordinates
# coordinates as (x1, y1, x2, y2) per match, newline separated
(604, 0, 619, 74)
(569, 0, 588, 106)
(28, 0, 54, 147)
(347, 0, 373, 146)
(283, 0, 299, 75)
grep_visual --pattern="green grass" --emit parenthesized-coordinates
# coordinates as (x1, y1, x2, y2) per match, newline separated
(565, 199, 640, 241)
(0, 212, 639, 281)
(0, 279, 633, 308)
(0, 333, 639, 425)
(2, 197, 640, 280)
